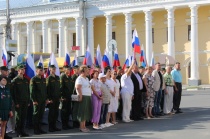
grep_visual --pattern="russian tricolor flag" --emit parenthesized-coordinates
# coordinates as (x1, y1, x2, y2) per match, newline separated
(113, 49, 120, 70)
(2, 47, 7, 66)
(25, 52, 36, 80)
(96, 45, 102, 67)
(37, 55, 43, 67)
(64, 52, 71, 66)
(140, 44, 147, 67)
(132, 29, 141, 54)
(102, 50, 110, 68)
(122, 58, 130, 70)
(72, 54, 78, 67)
(83, 46, 93, 66)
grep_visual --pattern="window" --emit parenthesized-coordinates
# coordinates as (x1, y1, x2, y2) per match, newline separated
(188, 25, 191, 41)
(40, 35, 43, 52)
(112, 32, 116, 40)
(73, 33, 76, 46)
(152, 28, 154, 43)
(57, 34, 59, 54)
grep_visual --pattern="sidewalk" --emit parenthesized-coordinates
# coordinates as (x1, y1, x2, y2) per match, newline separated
(182, 84, 210, 90)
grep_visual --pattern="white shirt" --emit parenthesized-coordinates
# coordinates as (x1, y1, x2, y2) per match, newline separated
(112, 78, 120, 97)
(133, 72, 143, 90)
(90, 79, 101, 92)
(75, 76, 92, 96)
(120, 73, 134, 95)
(105, 78, 115, 92)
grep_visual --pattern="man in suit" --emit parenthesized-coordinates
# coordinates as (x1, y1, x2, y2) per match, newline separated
(152, 63, 165, 116)
(130, 65, 145, 120)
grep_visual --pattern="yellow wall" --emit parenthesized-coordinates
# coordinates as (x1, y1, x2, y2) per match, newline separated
(94, 6, 210, 84)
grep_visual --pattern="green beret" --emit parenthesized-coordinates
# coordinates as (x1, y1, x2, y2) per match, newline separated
(139, 66, 145, 69)
(73, 65, 79, 69)
(49, 65, 56, 68)
(36, 65, 43, 69)
(0, 66, 8, 71)
(63, 65, 71, 69)
(17, 64, 25, 70)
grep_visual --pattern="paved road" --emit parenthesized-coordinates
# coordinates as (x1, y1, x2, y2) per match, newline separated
(10, 90, 210, 139)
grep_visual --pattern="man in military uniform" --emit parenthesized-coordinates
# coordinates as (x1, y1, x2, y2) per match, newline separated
(11, 64, 30, 137)
(71, 65, 80, 128)
(46, 65, 61, 132)
(60, 65, 74, 130)
(0, 66, 13, 139)
(30, 65, 47, 135)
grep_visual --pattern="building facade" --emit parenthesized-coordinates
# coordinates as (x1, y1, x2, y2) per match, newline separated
(0, 0, 210, 85)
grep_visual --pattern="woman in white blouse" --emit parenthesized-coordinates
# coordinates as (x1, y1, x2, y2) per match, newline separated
(111, 70, 120, 124)
(90, 70, 102, 130)
(75, 65, 92, 132)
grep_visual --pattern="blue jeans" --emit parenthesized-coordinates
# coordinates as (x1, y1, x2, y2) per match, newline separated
(99, 104, 108, 125)
(153, 88, 162, 115)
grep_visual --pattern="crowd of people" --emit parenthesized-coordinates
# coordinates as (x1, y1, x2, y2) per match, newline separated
(0, 60, 183, 138)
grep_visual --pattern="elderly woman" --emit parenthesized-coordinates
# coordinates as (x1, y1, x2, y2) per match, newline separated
(90, 70, 102, 130)
(163, 66, 174, 115)
(111, 70, 120, 124)
(75, 65, 92, 132)
(143, 66, 155, 119)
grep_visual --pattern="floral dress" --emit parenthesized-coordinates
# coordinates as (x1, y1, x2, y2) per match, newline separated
(0, 86, 12, 121)
(143, 73, 155, 108)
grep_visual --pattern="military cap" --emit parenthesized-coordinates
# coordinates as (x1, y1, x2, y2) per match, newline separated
(0, 66, 8, 71)
(49, 65, 56, 68)
(161, 68, 166, 71)
(17, 64, 25, 70)
(63, 65, 71, 69)
(117, 66, 122, 70)
(36, 65, 43, 69)
(126, 66, 130, 69)
(87, 65, 91, 69)
(95, 65, 101, 68)
(73, 65, 79, 69)
(139, 66, 145, 69)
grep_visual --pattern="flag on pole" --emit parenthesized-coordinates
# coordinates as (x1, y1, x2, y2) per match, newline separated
(46, 53, 60, 77)
(2, 47, 7, 66)
(102, 50, 110, 68)
(64, 52, 71, 66)
(113, 49, 120, 70)
(122, 57, 130, 70)
(83, 46, 93, 66)
(72, 54, 78, 67)
(140, 44, 147, 67)
(150, 52, 155, 69)
(37, 55, 44, 67)
(25, 52, 36, 80)
(132, 29, 141, 54)
(96, 45, 102, 67)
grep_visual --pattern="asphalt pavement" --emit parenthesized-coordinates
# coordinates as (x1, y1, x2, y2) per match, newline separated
(10, 90, 210, 139)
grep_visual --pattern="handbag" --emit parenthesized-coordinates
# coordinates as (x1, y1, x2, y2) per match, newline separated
(71, 87, 79, 101)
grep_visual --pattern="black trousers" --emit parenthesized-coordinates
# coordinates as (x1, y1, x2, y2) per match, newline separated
(48, 100, 60, 128)
(173, 82, 182, 111)
(61, 99, 72, 127)
(117, 97, 123, 120)
(160, 90, 164, 112)
(131, 92, 142, 120)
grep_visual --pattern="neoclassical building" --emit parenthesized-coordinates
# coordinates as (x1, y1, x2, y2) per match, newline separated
(0, 0, 210, 85)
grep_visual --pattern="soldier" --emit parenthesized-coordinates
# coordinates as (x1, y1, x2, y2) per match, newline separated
(60, 65, 74, 130)
(72, 65, 80, 128)
(46, 65, 61, 132)
(30, 65, 47, 135)
(11, 64, 30, 137)
(0, 66, 13, 139)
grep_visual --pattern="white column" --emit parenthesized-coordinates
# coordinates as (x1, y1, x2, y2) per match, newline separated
(26, 21, 33, 53)
(0, 25, 4, 66)
(64, 23, 68, 55)
(58, 18, 65, 57)
(17, 25, 21, 54)
(105, 14, 112, 51)
(87, 17, 94, 61)
(166, 7, 175, 58)
(11, 23, 18, 40)
(190, 5, 199, 80)
(124, 12, 132, 59)
(75, 17, 82, 56)
(42, 19, 49, 53)
(144, 10, 153, 65)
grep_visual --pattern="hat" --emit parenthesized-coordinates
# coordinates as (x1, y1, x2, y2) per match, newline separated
(139, 66, 145, 69)
(49, 65, 56, 68)
(98, 73, 106, 79)
(17, 64, 25, 70)
(126, 66, 130, 69)
(0, 66, 8, 71)
(87, 65, 91, 69)
(36, 65, 43, 69)
(63, 65, 71, 69)
(117, 66, 122, 70)
(95, 65, 101, 68)
(73, 65, 79, 69)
